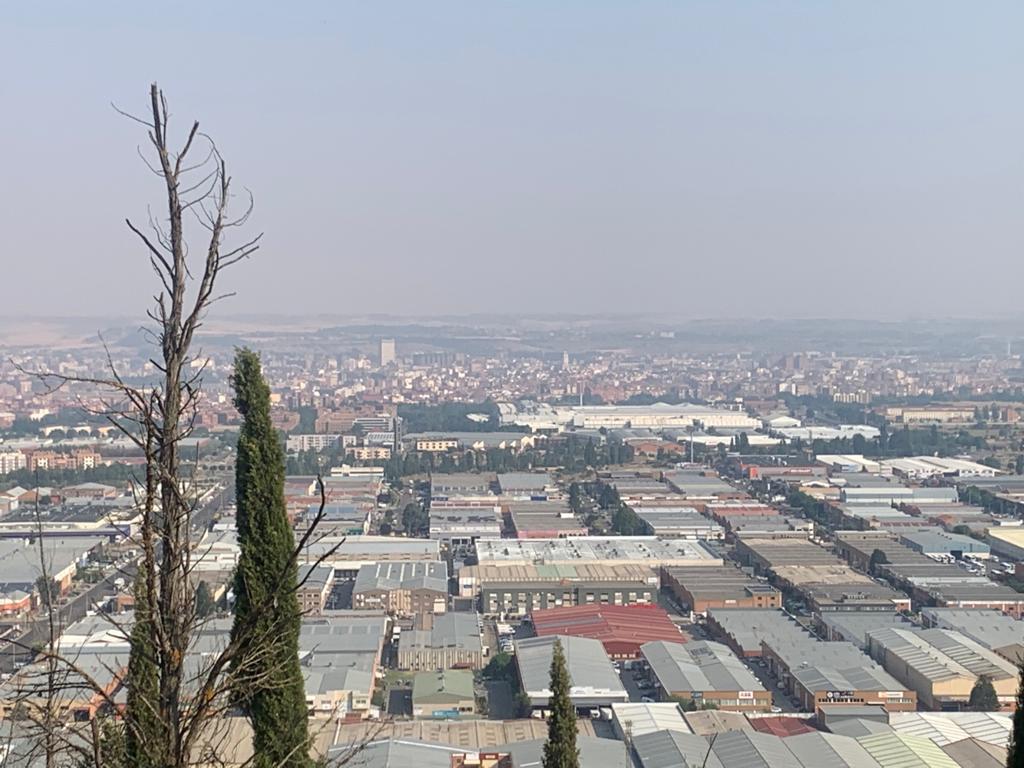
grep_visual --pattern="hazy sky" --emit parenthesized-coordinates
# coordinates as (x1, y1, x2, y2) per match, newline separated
(1, 2, 1022, 320)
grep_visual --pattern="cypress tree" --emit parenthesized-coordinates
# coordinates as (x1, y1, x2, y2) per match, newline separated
(125, 562, 161, 768)
(231, 348, 310, 768)
(542, 638, 580, 768)
(968, 674, 999, 711)
(1009, 664, 1024, 767)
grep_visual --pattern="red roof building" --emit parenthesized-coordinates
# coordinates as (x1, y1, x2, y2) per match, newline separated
(748, 716, 817, 737)
(528, 604, 687, 659)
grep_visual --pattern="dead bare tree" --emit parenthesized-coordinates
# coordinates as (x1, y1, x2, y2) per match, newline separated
(4, 83, 378, 768)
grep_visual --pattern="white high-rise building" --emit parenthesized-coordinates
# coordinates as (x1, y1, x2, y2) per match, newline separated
(380, 338, 396, 367)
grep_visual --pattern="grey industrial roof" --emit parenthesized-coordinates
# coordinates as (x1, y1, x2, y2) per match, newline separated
(941, 738, 1006, 768)
(663, 470, 736, 497)
(503, 735, 630, 768)
(857, 731, 962, 768)
(714, 730, 801, 768)
(739, 538, 843, 567)
(632, 729, 726, 768)
(299, 536, 440, 560)
(642, 640, 765, 694)
(635, 726, 982, 768)
(514, 635, 625, 697)
(707, 608, 813, 655)
(496, 472, 553, 493)
(665, 565, 778, 602)
(400, 612, 482, 653)
(429, 472, 496, 494)
(791, 661, 905, 695)
(866, 628, 1017, 684)
(928, 581, 1024, 604)
(900, 530, 990, 554)
(0, 536, 109, 588)
(474, 536, 720, 565)
(610, 702, 692, 737)
(327, 739, 467, 768)
(819, 612, 916, 649)
(886, 712, 1011, 747)
(635, 507, 724, 534)
(352, 561, 448, 593)
(784, 732, 883, 768)
(300, 564, 335, 591)
(299, 614, 387, 655)
(920, 608, 1024, 650)
(303, 662, 373, 697)
(827, 719, 895, 739)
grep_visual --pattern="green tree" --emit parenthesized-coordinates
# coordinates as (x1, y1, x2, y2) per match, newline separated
(482, 651, 516, 682)
(542, 639, 580, 768)
(231, 349, 311, 768)
(125, 563, 161, 768)
(869, 548, 889, 575)
(568, 483, 582, 514)
(968, 674, 999, 711)
(194, 581, 215, 619)
(1009, 664, 1024, 767)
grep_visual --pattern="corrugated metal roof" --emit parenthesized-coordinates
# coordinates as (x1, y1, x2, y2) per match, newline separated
(887, 712, 1011, 747)
(856, 732, 961, 768)
(514, 635, 626, 699)
(785, 732, 883, 768)
(642, 640, 765, 695)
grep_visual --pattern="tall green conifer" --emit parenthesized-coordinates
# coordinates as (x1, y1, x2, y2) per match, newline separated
(231, 349, 310, 768)
(1009, 664, 1024, 767)
(542, 638, 580, 768)
(125, 563, 161, 768)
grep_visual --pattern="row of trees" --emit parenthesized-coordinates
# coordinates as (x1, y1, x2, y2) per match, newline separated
(381, 436, 635, 479)
(582, 482, 651, 535)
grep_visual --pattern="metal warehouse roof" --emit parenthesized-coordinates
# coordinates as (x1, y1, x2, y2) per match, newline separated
(713, 731, 801, 768)
(941, 738, 1007, 768)
(514, 635, 625, 698)
(856, 732, 961, 768)
(610, 702, 691, 738)
(475, 536, 721, 565)
(401, 612, 482, 653)
(784, 732, 883, 768)
(326, 739, 468, 768)
(530, 604, 685, 647)
(632, 729, 727, 768)
(792, 662, 904, 695)
(707, 608, 808, 655)
(919, 608, 1024, 651)
(642, 640, 765, 694)
(900, 530, 989, 555)
(352, 561, 448, 593)
(887, 712, 1011, 748)
(866, 628, 1017, 684)
(503, 734, 630, 768)
(827, 719, 896, 739)
(819, 611, 916, 649)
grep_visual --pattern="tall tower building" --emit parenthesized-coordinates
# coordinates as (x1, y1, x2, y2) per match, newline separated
(379, 338, 396, 367)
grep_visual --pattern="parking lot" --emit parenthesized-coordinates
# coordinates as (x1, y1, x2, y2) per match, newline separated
(740, 656, 799, 713)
